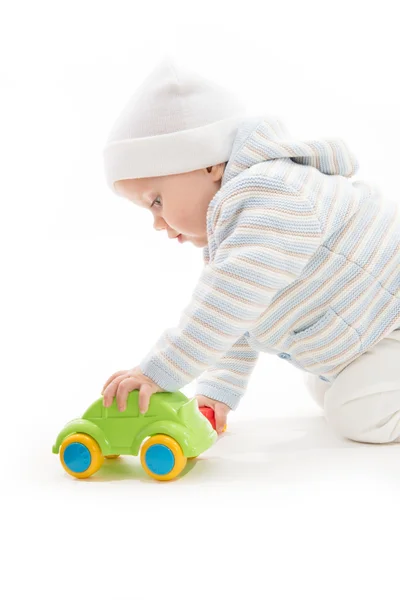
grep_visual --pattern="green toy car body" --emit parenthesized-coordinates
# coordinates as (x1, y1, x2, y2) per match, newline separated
(53, 391, 217, 481)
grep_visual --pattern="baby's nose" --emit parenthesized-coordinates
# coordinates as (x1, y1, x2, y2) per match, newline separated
(153, 220, 165, 232)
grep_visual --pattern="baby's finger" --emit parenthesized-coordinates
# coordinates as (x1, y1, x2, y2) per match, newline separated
(101, 370, 128, 394)
(115, 377, 139, 412)
(139, 383, 152, 414)
(215, 406, 229, 434)
(103, 374, 129, 407)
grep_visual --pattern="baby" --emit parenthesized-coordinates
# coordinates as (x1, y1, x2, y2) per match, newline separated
(101, 58, 400, 442)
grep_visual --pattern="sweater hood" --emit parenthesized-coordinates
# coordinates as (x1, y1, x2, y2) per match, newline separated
(222, 115, 359, 186)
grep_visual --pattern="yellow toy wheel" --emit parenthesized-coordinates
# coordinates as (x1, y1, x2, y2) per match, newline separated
(60, 433, 104, 479)
(105, 454, 120, 459)
(140, 435, 187, 481)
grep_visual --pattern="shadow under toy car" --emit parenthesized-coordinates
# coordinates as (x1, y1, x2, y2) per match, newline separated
(53, 390, 217, 481)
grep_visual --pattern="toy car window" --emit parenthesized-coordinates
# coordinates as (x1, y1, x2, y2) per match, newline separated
(144, 400, 174, 418)
(103, 397, 139, 418)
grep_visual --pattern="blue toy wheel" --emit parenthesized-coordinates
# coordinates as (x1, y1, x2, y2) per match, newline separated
(59, 434, 104, 479)
(145, 444, 175, 475)
(140, 435, 187, 481)
(63, 442, 91, 473)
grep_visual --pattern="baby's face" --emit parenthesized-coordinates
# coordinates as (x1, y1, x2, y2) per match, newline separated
(114, 164, 225, 248)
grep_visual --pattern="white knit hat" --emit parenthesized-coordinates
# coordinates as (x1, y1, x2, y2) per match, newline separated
(103, 58, 247, 193)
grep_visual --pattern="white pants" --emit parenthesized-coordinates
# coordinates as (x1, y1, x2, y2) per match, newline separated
(304, 328, 400, 444)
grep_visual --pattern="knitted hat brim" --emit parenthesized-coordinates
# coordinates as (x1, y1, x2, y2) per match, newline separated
(103, 115, 244, 192)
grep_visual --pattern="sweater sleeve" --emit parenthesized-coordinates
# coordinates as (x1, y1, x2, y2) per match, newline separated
(194, 334, 259, 410)
(139, 178, 321, 392)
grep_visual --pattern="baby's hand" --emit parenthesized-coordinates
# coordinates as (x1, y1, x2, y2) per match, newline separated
(101, 366, 164, 413)
(196, 395, 230, 434)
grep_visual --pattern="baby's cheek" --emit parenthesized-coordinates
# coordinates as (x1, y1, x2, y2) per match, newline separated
(173, 215, 194, 234)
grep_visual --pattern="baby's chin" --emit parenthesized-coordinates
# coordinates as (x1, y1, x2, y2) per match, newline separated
(181, 234, 207, 248)
(189, 237, 207, 248)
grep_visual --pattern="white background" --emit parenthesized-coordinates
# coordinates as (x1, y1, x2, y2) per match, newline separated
(2, 1, 400, 598)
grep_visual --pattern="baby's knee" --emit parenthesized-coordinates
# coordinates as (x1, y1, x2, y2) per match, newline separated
(324, 387, 400, 444)
(324, 393, 362, 441)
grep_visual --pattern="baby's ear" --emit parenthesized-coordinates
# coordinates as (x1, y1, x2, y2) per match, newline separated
(216, 162, 227, 180)
(204, 164, 225, 182)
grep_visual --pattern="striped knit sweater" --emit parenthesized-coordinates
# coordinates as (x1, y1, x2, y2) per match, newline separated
(139, 115, 400, 409)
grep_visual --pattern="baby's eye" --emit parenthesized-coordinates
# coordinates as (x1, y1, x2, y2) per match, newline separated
(151, 196, 162, 208)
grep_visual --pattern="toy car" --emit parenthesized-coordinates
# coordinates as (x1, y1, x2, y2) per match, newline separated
(53, 390, 217, 481)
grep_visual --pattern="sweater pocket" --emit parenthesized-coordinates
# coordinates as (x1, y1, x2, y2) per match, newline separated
(287, 308, 362, 369)
(291, 314, 328, 335)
